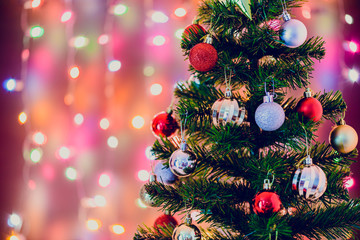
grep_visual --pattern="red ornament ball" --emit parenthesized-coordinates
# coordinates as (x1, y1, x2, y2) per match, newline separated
(154, 214, 178, 230)
(253, 191, 282, 217)
(296, 97, 323, 122)
(151, 111, 179, 138)
(182, 24, 206, 40)
(189, 43, 218, 72)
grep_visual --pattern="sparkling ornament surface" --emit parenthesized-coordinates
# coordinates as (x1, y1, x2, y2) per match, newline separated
(154, 214, 178, 230)
(329, 124, 358, 154)
(182, 24, 206, 41)
(296, 96, 323, 122)
(139, 184, 158, 207)
(280, 18, 307, 48)
(255, 101, 285, 131)
(189, 43, 218, 72)
(211, 96, 246, 126)
(292, 159, 327, 200)
(169, 144, 197, 177)
(151, 111, 179, 138)
(154, 161, 178, 185)
(252, 191, 282, 217)
(172, 223, 201, 240)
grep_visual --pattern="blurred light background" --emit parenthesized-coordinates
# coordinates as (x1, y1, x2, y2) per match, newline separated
(0, 0, 359, 239)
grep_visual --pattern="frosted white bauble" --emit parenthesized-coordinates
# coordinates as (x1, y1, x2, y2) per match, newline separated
(280, 18, 307, 48)
(255, 101, 285, 131)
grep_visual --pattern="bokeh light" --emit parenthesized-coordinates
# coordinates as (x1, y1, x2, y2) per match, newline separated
(136, 198, 147, 209)
(70, 36, 89, 48)
(32, 131, 47, 145)
(69, 66, 80, 79)
(107, 136, 119, 148)
(98, 173, 111, 188)
(30, 148, 43, 163)
(18, 112, 27, 124)
(9, 235, 20, 240)
(345, 14, 353, 25)
(143, 66, 155, 77)
(345, 177, 355, 189)
(174, 8, 187, 17)
(29, 26, 44, 38)
(145, 146, 156, 160)
(108, 60, 121, 72)
(65, 167, 77, 181)
(58, 146, 71, 160)
(113, 4, 128, 16)
(60, 11, 73, 23)
(150, 83, 162, 95)
(98, 34, 109, 45)
(152, 35, 166, 46)
(31, 0, 41, 8)
(151, 11, 169, 23)
(110, 224, 125, 235)
(74, 113, 84, 125)
(99, 118, 110, 130)
(349, 41, 358, 53)
(8, 213, 22, 228)
(3, 78, 17, 92)
(175, 28, 184, 39)
(94, 195, 107, 207)
(132, 115, 145, 129)
(86, 219, 101, 231)
(137, 170, 150, 182)
(348, 69, 359, 82)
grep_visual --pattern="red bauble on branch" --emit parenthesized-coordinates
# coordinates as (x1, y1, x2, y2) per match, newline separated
(252, 179, 282, 217)
(182, 23, 206, 41)
(296, 88, 323, 122)
(151, 110, 179, 139)
(154, 213, 178, 230)
(189, 35, 218, 72)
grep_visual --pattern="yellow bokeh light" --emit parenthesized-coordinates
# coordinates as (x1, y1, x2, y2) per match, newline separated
(69, 66, 80, 79)
(174, 8, 187, 17)
(32, 131, 47, 145)
(99, 118, 110, 130)
(143, 66, 155, 77)
(86, 219, 101, 231)
(150, 83, 162, 95)
(132, 115, 145, 129)
(18, 112, 27, 124)
(98, 173, 111, 187)
(110, 224, 125, 235)
(9, 235, 20, 240)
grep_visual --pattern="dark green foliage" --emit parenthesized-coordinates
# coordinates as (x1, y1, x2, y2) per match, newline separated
(135, 0, 359, 239)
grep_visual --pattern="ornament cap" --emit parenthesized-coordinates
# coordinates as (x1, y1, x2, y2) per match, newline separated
(166, 108, 173, 114)
(304, 88, 312, 98)
(185, 213, 192, 225)
(263, 92, 274, 103)
(204, 35, 213, 44)
(180, 141, 187, 151)
(337, 118, 346, 125)
(283, 11, 291, 22)
(225, 88, 232, 98)
(263, 179, 272, 190)
(149, 173, 157, 182)
(304, 155, 313, 166)
(164, 209, 170, 215)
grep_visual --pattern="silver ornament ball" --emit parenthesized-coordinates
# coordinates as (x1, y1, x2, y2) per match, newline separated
(211, 95, 246, 126)
(172, 216, 201, 240)
(255, 101, 285, 131)
(280, 18, 307, 48)
(292, 157, 327, 200)
(139, 184, 158, 207)
(154, 161, 178, 185)
(169, 143, 197, 177)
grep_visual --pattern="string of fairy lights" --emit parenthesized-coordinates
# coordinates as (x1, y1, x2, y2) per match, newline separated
(3, 0, 194, 239)
(2, 0, 358, 239)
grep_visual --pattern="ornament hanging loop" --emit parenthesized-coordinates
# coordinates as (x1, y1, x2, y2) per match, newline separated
(264, 171, 275, 190)
(224, 67, 232, 98)
(180, 111, 189, 145)
(264, 76, 277, 101)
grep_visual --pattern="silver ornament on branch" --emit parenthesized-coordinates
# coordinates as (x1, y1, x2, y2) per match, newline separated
(139, 174, 158, 207)
(169, 141, 197, 177)
(212, 89, 246, 126)
(172, 213, 201, 240)
(255, 92, 285, 131)
(280, 11, 307, 48)
(292, 156, 327, 200)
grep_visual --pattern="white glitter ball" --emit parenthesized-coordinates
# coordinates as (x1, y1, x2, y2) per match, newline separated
(255, 102, 285, 131)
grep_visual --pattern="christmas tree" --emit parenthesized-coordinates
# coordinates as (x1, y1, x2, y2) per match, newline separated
(135, 0, 360, 239)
